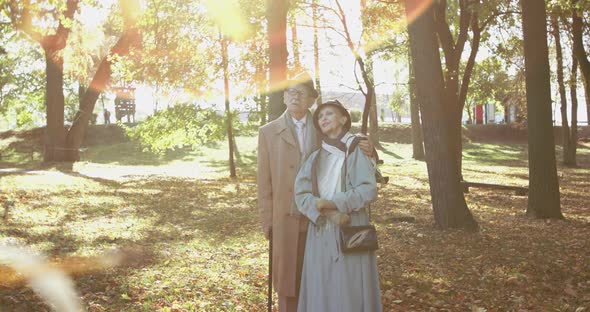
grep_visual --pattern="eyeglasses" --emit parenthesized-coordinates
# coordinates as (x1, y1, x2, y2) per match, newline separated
(286, 88, 306, 98)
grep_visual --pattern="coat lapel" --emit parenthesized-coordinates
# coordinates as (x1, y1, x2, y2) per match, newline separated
(276, 112, 298, 148)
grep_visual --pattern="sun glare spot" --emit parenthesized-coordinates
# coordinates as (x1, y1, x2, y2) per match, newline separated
(204, 0, 251, 41)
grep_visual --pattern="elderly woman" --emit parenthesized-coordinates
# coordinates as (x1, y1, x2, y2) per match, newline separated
(294, 100, 382, 312)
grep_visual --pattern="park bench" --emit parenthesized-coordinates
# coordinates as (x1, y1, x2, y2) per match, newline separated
(461, 181, 528, 196)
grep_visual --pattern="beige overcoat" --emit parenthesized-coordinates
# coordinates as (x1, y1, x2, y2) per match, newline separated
(257, 111, 319, 297)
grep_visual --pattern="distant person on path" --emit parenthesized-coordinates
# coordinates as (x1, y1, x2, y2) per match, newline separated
(294, 100, 382, 311)
(103, 109, 111, 125)
(257, 72, 375, 312)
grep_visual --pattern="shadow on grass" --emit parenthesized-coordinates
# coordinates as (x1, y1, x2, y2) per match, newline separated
(80, 141, 207, 166)
(378, 145, 404, 160)
(463, 142, 528, 167)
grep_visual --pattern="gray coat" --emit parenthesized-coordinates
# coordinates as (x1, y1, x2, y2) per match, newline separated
(294, 141, 382, 312)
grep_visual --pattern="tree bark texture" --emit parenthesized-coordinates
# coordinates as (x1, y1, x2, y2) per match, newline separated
(267, 0, 289, 121)
(408, 49, 424, 160)
(405, 0, 478, 230)
(43, 48, 67, 162)
(521, 0, 562, 219)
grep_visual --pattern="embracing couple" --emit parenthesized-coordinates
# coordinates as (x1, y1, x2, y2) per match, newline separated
(257, 72, 382, 312)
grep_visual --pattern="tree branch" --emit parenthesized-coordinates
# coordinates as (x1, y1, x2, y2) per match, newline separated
(434, 0, 454, 64)
(453, 0, 473, 66)
(459, 11, 480, 110)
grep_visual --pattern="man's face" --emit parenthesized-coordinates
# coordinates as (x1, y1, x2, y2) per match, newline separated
(284, 85, 315, 116)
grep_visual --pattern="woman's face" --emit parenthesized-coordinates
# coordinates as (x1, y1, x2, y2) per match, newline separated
(317, 106, 347, 138)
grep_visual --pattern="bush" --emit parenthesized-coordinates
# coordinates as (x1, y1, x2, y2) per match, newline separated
(350, 110, 362, 123)
(126, 103, 227, 154)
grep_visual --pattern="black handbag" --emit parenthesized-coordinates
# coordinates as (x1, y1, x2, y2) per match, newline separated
(340, 223, 378, 253)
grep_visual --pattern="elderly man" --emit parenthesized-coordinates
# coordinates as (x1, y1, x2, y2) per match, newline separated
(257, 72, 374, 312)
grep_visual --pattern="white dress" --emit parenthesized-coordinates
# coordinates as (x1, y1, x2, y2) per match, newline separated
(294, 134, 382, 312)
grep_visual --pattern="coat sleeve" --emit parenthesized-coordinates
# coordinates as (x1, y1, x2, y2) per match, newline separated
(257, 128, 273, 230)
(294, 152, 321, 223)
(331, 147, 377, 213)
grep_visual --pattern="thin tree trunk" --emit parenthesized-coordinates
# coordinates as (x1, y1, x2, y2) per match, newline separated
(367, 56, 380, 146)
(255, 60, 267, 126)
(551, 15, 573, 165)
(221, 36, 236, 178)
(569, 52, 578, 165)
(521, 0, 562, 219)
(290, 15, 301, 70)
(312, 0, 322, 106)
(571, 2, 590, 124)
(267, 0, 289, 121)
(458, 12, 481, 114)
(409, 47, 425, 161)
(357, 56, 375, 136)
(405, 0, 478, 230)
(360, 0, 380, 145)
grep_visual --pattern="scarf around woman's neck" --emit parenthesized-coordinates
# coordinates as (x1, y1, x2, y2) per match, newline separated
(321, 131, 354, 156)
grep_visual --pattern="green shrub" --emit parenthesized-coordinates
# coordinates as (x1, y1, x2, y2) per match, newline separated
(350, 109, 362, 123)
(126, 103, 227, 154)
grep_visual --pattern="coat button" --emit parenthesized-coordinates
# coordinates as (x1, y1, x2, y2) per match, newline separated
(289, 164, 295, 169)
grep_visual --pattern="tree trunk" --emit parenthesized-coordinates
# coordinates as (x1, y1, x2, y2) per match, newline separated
(569, 52, 578, 165)
(365, 53, 379, 142)
(290, 15, 301, 71)
(571, 3, 590, 124)
(521, 0, 563, 219)
(434, 0, 475, 182)
(43, 48, 66, 162)
(405, 0, 478, 230)
(255, 60, 268, 126)
(64, 29, 140, 161)
(221, 36, 237, 178)
(267, 0, 289, 121)
(312, 0, 323, 106)
(409, 45, 424, 161)
(551, 15, 573, 166)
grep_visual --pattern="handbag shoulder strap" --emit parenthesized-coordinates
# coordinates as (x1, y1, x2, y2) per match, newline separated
(342, 136, 372, 221)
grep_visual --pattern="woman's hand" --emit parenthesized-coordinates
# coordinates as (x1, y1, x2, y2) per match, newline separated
(325, 211, 351, 226)
(316, 199, 337, 214)
(357, 135, 375, 158)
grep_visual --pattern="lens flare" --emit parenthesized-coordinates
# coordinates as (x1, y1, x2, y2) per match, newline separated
(204, 0, 252, 41)
(405, 0, 434, 26)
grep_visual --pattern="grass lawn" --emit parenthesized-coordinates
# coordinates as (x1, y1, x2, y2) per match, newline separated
(1, 130, 589, 311)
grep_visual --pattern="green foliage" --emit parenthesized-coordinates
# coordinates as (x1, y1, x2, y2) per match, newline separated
(0, 28, 45, 129)
(350, 109, 362, 123)
(465, 57, 525, 122)
(126, 103, 226, 154)
(388, 86, 409, 115)
(15, 107, 33, 128)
